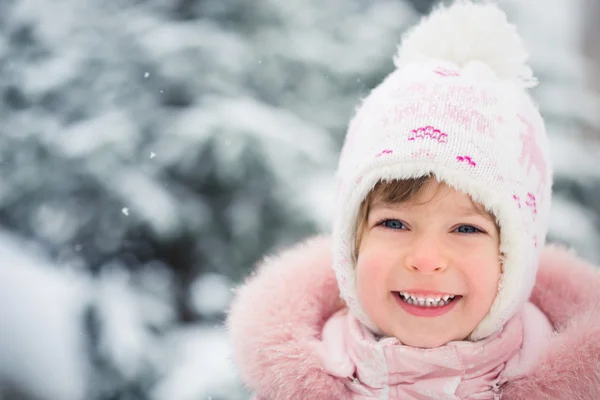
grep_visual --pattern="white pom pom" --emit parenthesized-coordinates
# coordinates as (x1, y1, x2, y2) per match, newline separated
(394, 1, 537, 88)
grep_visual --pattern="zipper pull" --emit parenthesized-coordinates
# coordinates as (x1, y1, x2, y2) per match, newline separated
(491, 382, 503, 400)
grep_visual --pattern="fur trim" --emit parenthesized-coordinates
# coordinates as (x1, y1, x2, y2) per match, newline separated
(226, 236, 349, 400)
(227, 238, 600, 398)
(503, 245, 600, 399)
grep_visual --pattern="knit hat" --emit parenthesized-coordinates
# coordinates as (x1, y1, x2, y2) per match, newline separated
(332, 1, 552, 341)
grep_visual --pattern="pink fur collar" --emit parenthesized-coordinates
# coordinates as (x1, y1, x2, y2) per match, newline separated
(227, 237, 600, 399)
(317, 303, 552, 399)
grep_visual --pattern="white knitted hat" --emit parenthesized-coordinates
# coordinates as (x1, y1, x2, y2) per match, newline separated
(332, 1, 552, 341)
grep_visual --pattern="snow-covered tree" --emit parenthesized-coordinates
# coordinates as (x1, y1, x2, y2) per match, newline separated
(0, 0, 596, 399)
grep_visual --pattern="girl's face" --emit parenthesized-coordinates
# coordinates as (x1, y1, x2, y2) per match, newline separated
(356, 180, 501, 348)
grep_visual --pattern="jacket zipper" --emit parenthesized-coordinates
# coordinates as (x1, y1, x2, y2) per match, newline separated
(491, 380, 504, 400)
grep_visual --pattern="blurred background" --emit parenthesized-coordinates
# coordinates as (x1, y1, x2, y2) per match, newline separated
(0, 0, 598, 399)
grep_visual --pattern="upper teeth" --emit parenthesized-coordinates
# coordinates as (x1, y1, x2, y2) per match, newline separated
(399, 292, 455, 304)
(399, 292, 454, 300)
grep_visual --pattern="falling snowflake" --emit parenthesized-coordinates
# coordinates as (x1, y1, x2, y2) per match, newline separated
(121, 207, 129, 216)
(144, 72, 150, 78)
(150, 152, 156, 158)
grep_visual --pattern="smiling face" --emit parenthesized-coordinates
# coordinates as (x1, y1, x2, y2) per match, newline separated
(355, 178, 502, 348)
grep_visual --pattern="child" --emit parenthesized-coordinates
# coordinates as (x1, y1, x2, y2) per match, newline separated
(227, 2, 600, 399)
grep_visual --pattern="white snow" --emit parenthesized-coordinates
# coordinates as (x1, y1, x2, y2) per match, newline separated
(31, 202, 80, 245)
(190, 273, 233, 317)
(151, 325, 245, 400)
(550, 134, 600, 178)
(549, 195, 600, 261)
(57, 111, 139, 158)
(93, 264, 175, 382)
(0, 233, 89, 400)
(23, 51, 83, 96)
(113, 170, 181, 237)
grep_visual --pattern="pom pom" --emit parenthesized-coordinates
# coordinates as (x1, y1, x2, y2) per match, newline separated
(394, 1, 537, 88)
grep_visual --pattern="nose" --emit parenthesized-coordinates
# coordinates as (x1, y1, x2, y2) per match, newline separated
(404, 235, 448, 274)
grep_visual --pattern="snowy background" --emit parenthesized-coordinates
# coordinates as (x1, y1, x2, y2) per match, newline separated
(0, 0, 598, 399)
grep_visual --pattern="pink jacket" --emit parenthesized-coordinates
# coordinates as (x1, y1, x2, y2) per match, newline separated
(318, 303, 553, 399)
(227, 237, 600, 399)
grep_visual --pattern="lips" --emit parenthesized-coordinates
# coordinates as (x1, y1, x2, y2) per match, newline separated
(393, 291, 462, 317)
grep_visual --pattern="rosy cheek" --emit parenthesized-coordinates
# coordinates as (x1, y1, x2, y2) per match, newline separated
(356, 254, 386, 297)
(359, 234, 402, 265)
(475, 263, 499, 280)
(356, 257, 377, 288)
(463, 259, 501, 302)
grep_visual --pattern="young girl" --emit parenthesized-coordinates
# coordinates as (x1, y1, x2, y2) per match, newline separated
(227, 2, 600, 399)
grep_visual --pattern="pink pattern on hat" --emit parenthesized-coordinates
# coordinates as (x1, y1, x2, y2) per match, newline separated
(410, 149, 436, 159)
(525, 193, 537, 215)
(518, 115, 548, 193)
(408, 126, 448, 142)
(513, 194, 522, 209)
(434, 66, 460, 76)
(456, 155, 477, 166)
(375, 149, 393, 157)
(386, 85, 498, 136)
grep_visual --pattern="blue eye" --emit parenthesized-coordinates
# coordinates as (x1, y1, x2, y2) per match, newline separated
(456, 225, 481, 234)
(382, 219, 405, 230)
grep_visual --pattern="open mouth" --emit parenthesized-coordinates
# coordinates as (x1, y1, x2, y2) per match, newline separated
(394, 291, 461, 308)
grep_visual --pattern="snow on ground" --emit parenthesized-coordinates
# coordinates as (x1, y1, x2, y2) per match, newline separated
(0, 233, 89, 400)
